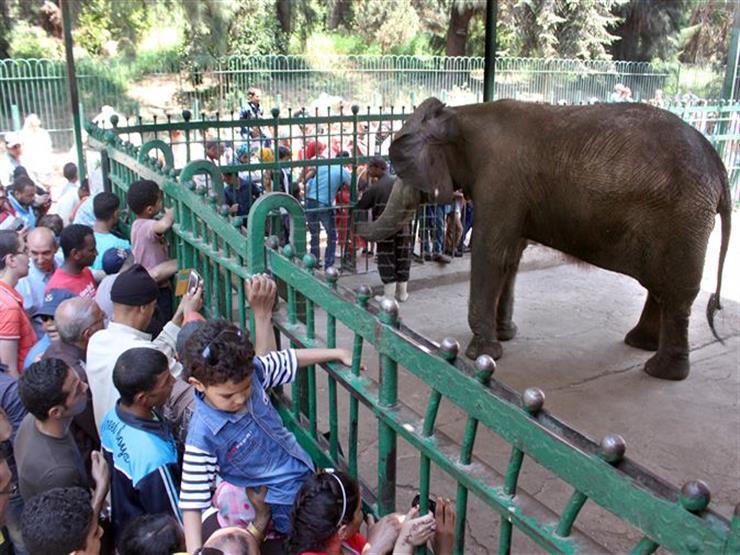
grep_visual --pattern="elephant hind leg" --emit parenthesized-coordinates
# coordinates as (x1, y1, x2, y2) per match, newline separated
(496, 240, 526, 341)
(643, 295, 695, 381)
(625, 291, 661, 351)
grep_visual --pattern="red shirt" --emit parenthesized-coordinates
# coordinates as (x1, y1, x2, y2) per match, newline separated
(0, 280, 37, 371)
(301, 534, 367, 555)
(45, 267, 96, 298)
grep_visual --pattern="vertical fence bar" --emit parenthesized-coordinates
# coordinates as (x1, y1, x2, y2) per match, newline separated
(325, 267, 340, 462)
(377, 299, 399, 516)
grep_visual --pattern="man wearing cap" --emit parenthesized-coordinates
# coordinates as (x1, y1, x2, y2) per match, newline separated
(0, 133, 23, 188)
(16, 227, 58, 338)
(44, 296, 105, 477)
(86, 264, 202, 427)
(94, 247, 134, 322)
(23, 288, 76, 369)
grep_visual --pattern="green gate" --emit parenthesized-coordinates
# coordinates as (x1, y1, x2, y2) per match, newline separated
(87, 120, 739, 554)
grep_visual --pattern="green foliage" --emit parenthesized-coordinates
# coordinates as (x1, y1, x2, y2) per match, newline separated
(8, 22, 63, 59)
(353, 0, 422, 52)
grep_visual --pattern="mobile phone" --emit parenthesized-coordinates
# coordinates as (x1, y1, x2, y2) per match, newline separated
(411, 494, 436, 515)
(188, 269, 202, 294)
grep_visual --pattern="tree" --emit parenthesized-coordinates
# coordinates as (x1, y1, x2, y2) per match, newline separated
(609, 0, 689, 62)
(354, 0, 421, 52)
(679, 1, 733, 64)
(0, 0, 11, 59)
(327, 0, 353, 30)
(445, 0, 484, 56)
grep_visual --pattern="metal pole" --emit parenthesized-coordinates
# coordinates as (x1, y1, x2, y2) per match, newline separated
(61, 0, 86, 180)
(722, 2, 740, 101)
(483, 0, 498, 102)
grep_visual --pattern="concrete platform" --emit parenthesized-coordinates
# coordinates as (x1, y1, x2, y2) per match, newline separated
(295, 216, 739, 553)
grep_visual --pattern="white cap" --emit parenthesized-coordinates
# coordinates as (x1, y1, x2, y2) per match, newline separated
(4, 132, 21, 147)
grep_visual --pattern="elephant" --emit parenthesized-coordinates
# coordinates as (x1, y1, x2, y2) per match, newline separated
(356, 97, 731, 381)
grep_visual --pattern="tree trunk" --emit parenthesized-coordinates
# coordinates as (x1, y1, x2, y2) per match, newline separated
(0, 0, 10, 59)
(276, 0, 292, 34)
(446, 5, 477, 57)
(327, 0, 352, 30)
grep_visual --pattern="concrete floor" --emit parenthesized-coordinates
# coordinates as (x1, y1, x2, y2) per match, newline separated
(293, 215, 739, 554)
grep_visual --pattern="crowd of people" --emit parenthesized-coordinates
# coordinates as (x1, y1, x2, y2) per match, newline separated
(0, 121, 459, 555)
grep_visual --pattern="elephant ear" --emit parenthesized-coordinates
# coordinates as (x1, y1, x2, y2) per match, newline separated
(389, 97, 460, 202)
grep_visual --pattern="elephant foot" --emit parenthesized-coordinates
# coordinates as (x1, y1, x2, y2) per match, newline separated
(465, 336, 503, 360)
(624, 327, 659, 351)
(643, 352, 690, 381)
(497, 321, 518, 341)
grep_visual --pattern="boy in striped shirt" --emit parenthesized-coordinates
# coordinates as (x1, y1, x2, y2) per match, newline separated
(179, 288, 352, 552)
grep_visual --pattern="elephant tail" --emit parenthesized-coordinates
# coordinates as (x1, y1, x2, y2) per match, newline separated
(706, 171, 732, 344)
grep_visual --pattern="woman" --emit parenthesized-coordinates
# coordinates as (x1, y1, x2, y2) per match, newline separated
(287, 470, 453, 555)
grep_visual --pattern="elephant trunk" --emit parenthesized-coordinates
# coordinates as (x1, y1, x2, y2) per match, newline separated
(355, 178, 420, 242)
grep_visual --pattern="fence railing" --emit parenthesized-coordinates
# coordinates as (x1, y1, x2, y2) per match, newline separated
(86, 119, 739, 554)
(0, 55, 701, 150)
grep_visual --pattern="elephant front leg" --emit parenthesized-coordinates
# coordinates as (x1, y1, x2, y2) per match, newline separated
(496, 240, 525, 341)
(624, 291, 661, 351)
(643, 298, 693, 380)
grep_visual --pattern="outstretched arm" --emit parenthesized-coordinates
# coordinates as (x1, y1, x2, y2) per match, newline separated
(295, 348, 352, 368)
(248, 274, 277, 356)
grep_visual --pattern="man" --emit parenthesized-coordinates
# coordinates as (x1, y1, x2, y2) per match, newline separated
(20, 487, 104, 555)
(7, 177, 37, 230)
(51, 163, 80, 226)
(0, 368, 29, 554)
(0, 184, 17, 227)
(23, 288, 76, 369)
(86, 264, 202, 427)
(305, 151, 351, 270)
(44, 297, 105, 477)
(14, 358, 103, 501)
(16, 227, 58, 337)
(94, 247, 133, 322)
(356, 158, 414, 303)
(46, 224, 97, 298)
(222, 169, 261, 217)
(0, 231, 35, 377)
(91, 192, 129, 270)
(0, 133, 22, 188)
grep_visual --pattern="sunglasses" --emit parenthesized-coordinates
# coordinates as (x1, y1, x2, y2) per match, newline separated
(201, 327, 244, 365)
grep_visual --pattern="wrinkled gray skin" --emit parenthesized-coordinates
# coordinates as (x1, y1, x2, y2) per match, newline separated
(357, 97, 732, 381)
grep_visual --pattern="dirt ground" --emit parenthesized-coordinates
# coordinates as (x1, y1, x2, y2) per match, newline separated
(293, 215, 739, 553)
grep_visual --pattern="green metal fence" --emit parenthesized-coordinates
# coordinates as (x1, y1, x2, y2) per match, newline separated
(0, 55, 683, 150)
(86, 119, 739, 554)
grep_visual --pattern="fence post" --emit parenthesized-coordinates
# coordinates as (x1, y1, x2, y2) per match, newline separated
(377, 299, 399, 516)
(10, 105, 21, 131)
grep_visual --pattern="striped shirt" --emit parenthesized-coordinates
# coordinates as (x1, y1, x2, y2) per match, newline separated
(180, 349, 312, 511)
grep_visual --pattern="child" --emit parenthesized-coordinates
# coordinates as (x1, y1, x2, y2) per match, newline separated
(99, 347, 180, 545)
(126, 179, 177, 333)
(179, 284, 353, 552)
(92, 192, 130, 270)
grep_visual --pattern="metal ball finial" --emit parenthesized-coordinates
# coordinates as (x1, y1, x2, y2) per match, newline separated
(439, 338, 459, 361)
(599, 434, 626, 463)
(303, 253, 317, 270)
(110, 114, 119, 127)
(351, 104, 360, 114)
(282, 244, 294, 259)
(325, 266, 339, 284)
(356, 285, 371, 304)
(271, 107, 280, 118)
(182, 109, 192, 122)
(380, 298, 399, 319)
(522, 388, 545, 414)
(680, 480, 711, 512)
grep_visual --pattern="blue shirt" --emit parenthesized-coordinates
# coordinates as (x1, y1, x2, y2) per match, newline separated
(101, 403, 181, 544)
(24, 333, 50, 368)
(306, 165, 351, 206)
(92, 232, 130, 270)
(179, 349, 313, 510)
(8, 195, 35, 229)
(73, 197, 95, 227)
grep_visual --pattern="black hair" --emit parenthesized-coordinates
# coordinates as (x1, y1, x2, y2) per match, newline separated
(367, 156, 387, 171)
(113, 348, 169, 405)
(176, 320, 205, 361)
(118, 513, 185, 555)
(12, 175, 35, 196)
(278, 145, 291, 160)
(126, 179, 161, 215)
(205, 531, 254, 555)
(286, 470, 360, 555)
(21, 487, 93, 555)
(63, 162, 78, 181)
(37, 214, 64, 237)
(59, 223, 94, 259)
(79, 177, 91, 194)
(0, 229, 20, 272)
(12, 165, 28, 179)
(183, 320, 255, 386)
(18, 358, 70, 421)
(93, 191, 120, 220)
(337, 150, 350, 158)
